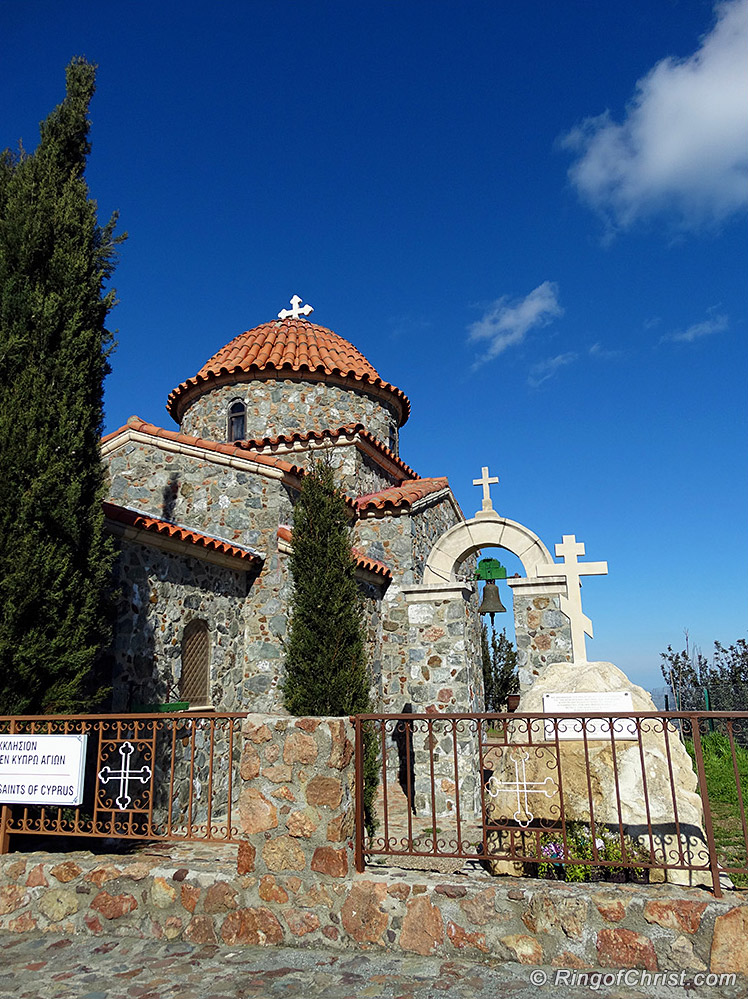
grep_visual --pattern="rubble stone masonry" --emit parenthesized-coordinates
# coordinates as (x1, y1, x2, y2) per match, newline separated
(180, 378, 400, 453)
(1, 714, 745, 976)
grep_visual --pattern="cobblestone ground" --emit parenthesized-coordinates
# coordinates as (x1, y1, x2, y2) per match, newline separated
(2, 932, 744, 999)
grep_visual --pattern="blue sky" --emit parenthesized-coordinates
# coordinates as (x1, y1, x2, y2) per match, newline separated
(2, 0, 746, 689)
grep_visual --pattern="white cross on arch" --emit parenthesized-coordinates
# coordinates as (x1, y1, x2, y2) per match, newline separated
(473, 465, 499, 511)
(98, 741, 152, 811)
(278, 295, 314, 321)
(535, 534, 608, 663)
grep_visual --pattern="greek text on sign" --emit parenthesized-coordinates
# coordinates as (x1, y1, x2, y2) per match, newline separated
(542, 692, 637, 741)
(0, 734, 88, 805)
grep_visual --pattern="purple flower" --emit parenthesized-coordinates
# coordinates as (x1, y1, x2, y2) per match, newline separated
(541, 841, 564, 860)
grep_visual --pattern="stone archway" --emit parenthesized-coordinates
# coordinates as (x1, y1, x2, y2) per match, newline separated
(409, 506, 572, 693)
(422, 509, 554, 584)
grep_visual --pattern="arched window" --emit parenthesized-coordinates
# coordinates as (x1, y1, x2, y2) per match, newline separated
(227, 400, 246, 442)
(180, 619, 210, 706)
(388, 426, 398, 454)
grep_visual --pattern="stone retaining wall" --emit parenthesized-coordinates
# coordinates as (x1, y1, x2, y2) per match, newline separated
(0, 850, 746, 978)
(0, 713, 746, 978)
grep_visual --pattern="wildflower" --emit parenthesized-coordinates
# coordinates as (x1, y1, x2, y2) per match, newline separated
(541, 841, 564, 860)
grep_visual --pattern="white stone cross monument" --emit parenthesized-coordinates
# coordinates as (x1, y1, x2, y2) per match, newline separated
(473, 465, 499, 512)
(535, 534, 607, 663)
(278, 295, 314, 320)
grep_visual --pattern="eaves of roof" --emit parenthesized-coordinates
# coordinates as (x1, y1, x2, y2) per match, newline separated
(241, 422, 419, 483)
(276, 526, 392, 583)
(354, 477, 455, 515)
(104, 502, 264, 572)
(101, 416, 304, 482)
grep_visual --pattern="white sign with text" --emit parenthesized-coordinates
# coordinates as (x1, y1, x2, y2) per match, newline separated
(542, 691, 637, 741)
(0, 734, 88, 805)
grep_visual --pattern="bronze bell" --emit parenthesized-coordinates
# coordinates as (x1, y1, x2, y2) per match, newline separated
(478, 579, 507, 625)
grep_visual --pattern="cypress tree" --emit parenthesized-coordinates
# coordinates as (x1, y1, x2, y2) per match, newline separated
(481, 623, 518, 712)
(0, 58, 122, 714)
(283, 460, 370, 713)
(283, 459, 378, 828)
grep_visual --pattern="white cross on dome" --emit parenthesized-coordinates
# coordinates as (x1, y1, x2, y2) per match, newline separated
(278, 295, 314, 320)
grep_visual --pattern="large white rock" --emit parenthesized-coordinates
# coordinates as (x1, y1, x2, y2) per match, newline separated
(485, 661, 711, 887)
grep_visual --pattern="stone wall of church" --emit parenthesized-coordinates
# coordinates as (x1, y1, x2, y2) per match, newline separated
(329, 445, 400, 498)
(179, 379, 400, 453)
(277, 441, 399, 497)
(106, 441, 296, 553)
(105, 440, 298, 714)
(109, 540, 249, 712)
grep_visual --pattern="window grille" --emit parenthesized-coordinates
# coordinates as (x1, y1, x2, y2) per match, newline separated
(180, 619, 210, 706)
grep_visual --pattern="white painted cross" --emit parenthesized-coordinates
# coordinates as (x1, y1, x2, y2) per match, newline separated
(535, 535, 608, 663)
(473, 466, 499, 512)
(485, 749, 557, 827)
(278, 295, 314, 321)
(98, 741, 152, 811)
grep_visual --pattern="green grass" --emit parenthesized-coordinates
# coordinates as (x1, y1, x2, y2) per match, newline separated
(686, 731, 748, 886)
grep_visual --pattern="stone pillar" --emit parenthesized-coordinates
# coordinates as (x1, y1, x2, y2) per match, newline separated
(236, 715, 356, 885)
(397, 583, 483, 818)
(507, 577, 570, 693)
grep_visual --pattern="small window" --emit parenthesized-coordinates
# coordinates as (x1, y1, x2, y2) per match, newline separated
(228, 400, 246, 442)
(388, 426, 398, 454)
(180, 619, 210, 706)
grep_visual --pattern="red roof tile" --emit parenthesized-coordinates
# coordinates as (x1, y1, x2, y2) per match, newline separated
(276, 526, 392, 581)
(165, 317, 410, 426)
(355, 478, 451, 513)
(242, 422, 420, 482)
(102, 417, 304, 479)
(103, 502, 263, 567)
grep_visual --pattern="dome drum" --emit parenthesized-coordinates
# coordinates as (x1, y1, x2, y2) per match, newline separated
(167, 317, 410, 450)
(179, 376, 401, 451)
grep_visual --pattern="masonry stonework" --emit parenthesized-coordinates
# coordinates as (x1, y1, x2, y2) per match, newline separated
(1, 714, 745, 976)
(110, 541, 250, 711)
(180, 378, 400, 454)
(511, 591, 573, 690)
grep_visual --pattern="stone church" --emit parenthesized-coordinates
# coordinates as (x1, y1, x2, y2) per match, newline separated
(102, 298, 483, 716)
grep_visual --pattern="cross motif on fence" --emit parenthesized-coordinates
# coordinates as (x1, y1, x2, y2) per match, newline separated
(98, 741, 152, 810)
(485, 750, 557, 827)
(278, 295, 314, 320)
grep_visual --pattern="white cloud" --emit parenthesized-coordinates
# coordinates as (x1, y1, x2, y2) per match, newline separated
(528, 352, 578, 388)
(469, 281, 563, 365)
(589, 342, 623, 360)
(664, 311, 729, 342)
(562, 0, 748, 230)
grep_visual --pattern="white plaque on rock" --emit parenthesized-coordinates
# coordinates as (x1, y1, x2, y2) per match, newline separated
(542, 691, 637, 741)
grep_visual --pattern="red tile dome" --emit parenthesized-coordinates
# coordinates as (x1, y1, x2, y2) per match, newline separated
(166, 317, 410, 426)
